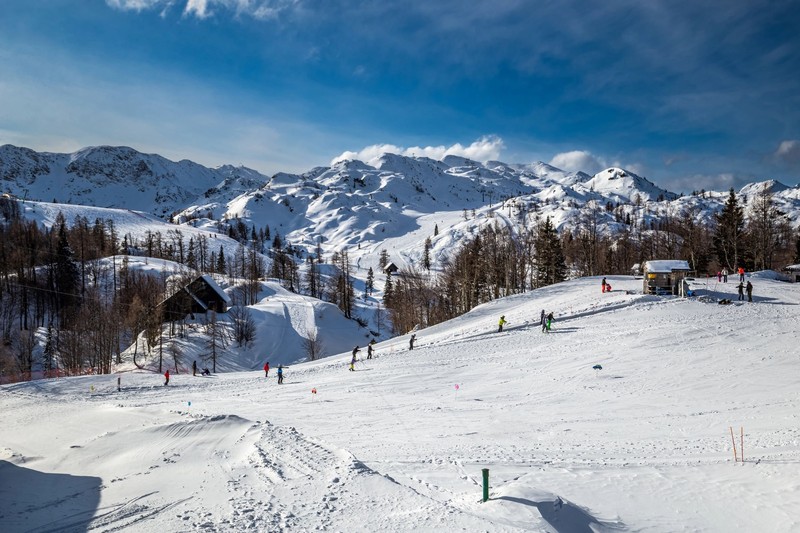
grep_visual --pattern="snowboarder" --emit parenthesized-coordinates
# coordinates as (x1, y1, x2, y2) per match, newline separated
(164, 369, 170, 386)
(367, 343, 374, 359)
(277, 365, 284, 384)
(409, 334, 416, 350)
(264, 361, 270, 377)
(546, 312, 554, 332)
(498, 316, 507, 333)
(737, 282, 745, 301)
(350, 346, 360, 371)
(746, 281, 753, 302)
(192, 360, 197, 377)
(602, 277, 607, 293)
(722, 268, 729, 283)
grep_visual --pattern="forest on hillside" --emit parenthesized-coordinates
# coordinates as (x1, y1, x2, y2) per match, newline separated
(1, 186, 798, 383)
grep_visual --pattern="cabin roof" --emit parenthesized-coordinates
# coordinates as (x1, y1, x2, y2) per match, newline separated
(643, 260, 691, 273)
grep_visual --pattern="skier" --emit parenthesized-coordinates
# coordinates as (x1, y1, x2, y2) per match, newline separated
(264, 361, 270, 378)
(546, 311, 554, 332)
(164, 369, 170, 386)
(722, 268, 729, 283)
(409, 334, 416, 350)
(498, 315, 507, 333)
(367, 343, 374, 359)
(738, 266, 745, 282)
(601, 277, 607, 293)
(277, 365, 284, 384)
(350, 346, 360, 371)
(737, 281, 745, 301)
(746, 281, 753, 302)
(192, 360, 197, 377)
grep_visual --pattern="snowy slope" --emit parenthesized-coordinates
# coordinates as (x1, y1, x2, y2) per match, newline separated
(2, 273, 799, 531)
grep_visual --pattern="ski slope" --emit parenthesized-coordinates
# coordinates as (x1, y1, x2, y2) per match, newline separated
(2, 274, 799, 531)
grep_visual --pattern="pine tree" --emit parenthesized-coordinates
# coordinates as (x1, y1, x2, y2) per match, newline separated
(713, 188, 746, 270)
(379, 249, 389, 270)
(423, 237, 432, 270)
(52, 212, 81, 321)
(383, 274, 394, 307)
(216, 245, 227, 273)
(534, 217, 567, 287)
(366, 267, 375, 295)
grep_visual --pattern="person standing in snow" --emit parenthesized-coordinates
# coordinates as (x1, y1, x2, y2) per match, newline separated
(367, 343, 374, 359)
(738, 266, 745, 282)
(737, 281, 745, 301)
(264, 361, 270, 378)
(350, 346, 360, 371)
(722, 268, 728, 283)
(409, 334, 416, 350)
(277, 365, 284, 384)
(546, 312, 554, 332)
(164, 369, 170, 386)
(601, 277, 607, 293)
(746, 281, 753, 302)
(498, 316, 507, 333)
(540, 309, 546, 331)
(192, 360, 197, 377)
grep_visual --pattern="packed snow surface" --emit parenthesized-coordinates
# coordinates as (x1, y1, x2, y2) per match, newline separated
(2, 274, 800, 532)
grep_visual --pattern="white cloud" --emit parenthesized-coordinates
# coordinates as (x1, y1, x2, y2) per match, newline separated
(549, 150, 604, 174)
(105, 0, 165, 10)
(331, 136, 505, 166)
(106, 0, 294, 19)
(773, 139, 800, 167)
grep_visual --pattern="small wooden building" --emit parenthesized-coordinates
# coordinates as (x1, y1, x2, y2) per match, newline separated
(643, 260, 691, 295)
(159, 274, 231, 322)
(784, 264, 800, 283)
(383, 262, 399, 275)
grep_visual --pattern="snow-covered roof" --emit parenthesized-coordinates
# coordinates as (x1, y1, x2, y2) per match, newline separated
(643, 260, 691, 273)
(785, 264, 800, 272)
(201, 274, 232, 304)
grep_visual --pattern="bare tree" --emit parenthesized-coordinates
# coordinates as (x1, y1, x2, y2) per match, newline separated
(301, 327, 325, 361)
(229, 306, 256, 347)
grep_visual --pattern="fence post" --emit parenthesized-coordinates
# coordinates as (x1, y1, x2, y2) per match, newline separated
(482, 468, 489, 502)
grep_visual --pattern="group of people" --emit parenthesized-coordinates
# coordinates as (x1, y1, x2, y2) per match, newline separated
(601, 278, 612, 293)
(716, 266, 746, 284)
(737, 280, 754, 302)
(263, 362, 284, 383)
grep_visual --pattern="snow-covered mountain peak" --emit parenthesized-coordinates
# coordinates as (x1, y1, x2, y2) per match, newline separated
(581, 167, 676, 203)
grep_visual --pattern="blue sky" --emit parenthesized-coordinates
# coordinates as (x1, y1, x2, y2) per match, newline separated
(1, 0, 799, 192)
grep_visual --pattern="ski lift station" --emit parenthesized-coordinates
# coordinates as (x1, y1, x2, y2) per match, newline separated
(643, 260, 692, 296)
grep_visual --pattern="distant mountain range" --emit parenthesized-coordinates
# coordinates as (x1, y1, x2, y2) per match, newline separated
(2, 144, 800, 259)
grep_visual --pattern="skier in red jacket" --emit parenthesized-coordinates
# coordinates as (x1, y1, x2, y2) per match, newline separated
(264, 362, 270, 378)
(164, 370, 170, 386)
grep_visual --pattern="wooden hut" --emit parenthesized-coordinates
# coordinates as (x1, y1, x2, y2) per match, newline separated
(158, 274, 231, 322)
(784, 264, 800, 283)
(642, 260, 691, 295)
(383, 262, 399, 275)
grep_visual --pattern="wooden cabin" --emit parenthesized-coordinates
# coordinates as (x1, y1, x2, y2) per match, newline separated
(642, 260, 691, 296)
(383, 262, 399, 275)
(158, 274, 231, 322)
(784, 264, 800, 283)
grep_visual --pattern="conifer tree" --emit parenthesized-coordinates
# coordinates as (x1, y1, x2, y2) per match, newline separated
(713, 188, 746, 270)
(366, 267, 374, 295)
(534, 217, 567, 287)
(423, 237, 432, 270)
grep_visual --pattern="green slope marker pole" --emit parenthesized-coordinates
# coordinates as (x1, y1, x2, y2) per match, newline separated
(482, 468, 489, 502)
